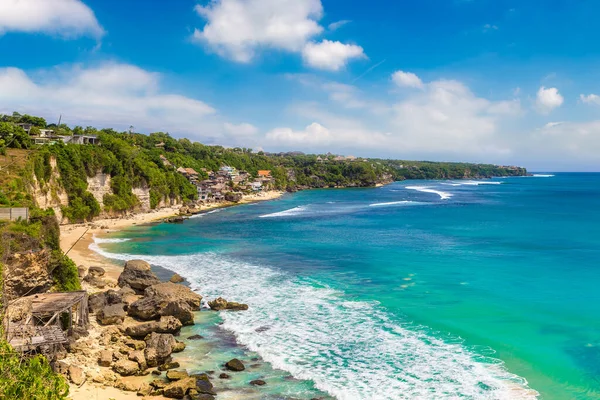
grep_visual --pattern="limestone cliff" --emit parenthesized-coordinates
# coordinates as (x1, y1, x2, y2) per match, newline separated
(30, 157, 69, 223)
(87, 172, 112, 209)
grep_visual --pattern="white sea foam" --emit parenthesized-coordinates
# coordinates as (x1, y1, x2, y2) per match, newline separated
(443, 181, 502, 187)
(405, 186, 453, 200)
(92, 237, 131, 244)
(369, 200, 423, 207)
(91, 240, 538, 400)
(259, 206, 307, 218)
(532, 174, 555, 178)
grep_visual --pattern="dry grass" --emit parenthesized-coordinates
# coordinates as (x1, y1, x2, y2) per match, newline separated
(0, 149, 30, 187)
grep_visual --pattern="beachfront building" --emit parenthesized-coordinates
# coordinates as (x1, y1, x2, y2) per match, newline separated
(251, 181, 263, 191)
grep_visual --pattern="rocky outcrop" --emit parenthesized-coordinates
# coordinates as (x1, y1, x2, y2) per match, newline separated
(144, 332, 177, 368)
(128, 282, 201, 325)
(144, 282, 202, 309)
(124, 316, 182, 338)
(208, 297, 248, 311)
(89, 287, 137, 314)
(164, 377, 196, 399)
(87, 266, 105, 277)
(170, 274, 184, 283)
(117, 260, 161, 294)
(112, 359, 139, 376)
(96, 303, 126, 325)
(3, 249, 52, 301)
(132, 185, 151, 211)
(128, 296, 194, 325)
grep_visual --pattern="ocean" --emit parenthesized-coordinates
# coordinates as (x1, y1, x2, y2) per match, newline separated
(92, 173, 600, 399)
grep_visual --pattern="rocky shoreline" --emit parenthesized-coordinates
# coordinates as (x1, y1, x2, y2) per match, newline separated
(62, 259, 260, 399)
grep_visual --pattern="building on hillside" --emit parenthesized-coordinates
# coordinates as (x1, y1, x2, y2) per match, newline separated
(251, 181, 263, 191)
(316, 156, 324, 163)
(346, 155, 357, 161)
(16, 123, 33, 133)
(62, 135, 99, 145)
(155, 142, 165, 148)
(333, 156, 346, 161)
(257, 170, 271, 178)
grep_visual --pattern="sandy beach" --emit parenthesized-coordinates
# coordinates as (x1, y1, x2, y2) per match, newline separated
(62, 191, 284, 399)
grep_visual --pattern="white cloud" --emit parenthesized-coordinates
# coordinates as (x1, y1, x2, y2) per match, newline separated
(392, 70, 424, 89)
(0, 63, 227, 138)
(266, 122, 332, 145)
(192, 0, 324, 62)
(536, 86, 563, 113)
(328, 20, 351, 31)
(580, 94, 600, 105)
(224, 122, 259, 136)
(0, 0, 104, 38)
(302, 40, 365, 71)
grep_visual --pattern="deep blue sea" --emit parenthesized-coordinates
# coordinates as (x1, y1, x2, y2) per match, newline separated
(94, 173, 600, 399)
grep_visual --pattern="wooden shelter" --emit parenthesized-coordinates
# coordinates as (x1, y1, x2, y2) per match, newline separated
(5, 291, 88, 353)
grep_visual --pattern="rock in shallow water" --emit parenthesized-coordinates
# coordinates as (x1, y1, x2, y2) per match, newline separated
(250, 379, 266, 386)
(224, 358, 245, 371)
(208, 297, 248, 311)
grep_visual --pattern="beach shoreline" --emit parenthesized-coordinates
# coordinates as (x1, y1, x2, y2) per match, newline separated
(63, 191, 285, 400)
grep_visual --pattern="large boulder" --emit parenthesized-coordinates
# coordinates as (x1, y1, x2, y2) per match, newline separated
(96, 303, 126, 325)
(163, 377, 196, 399)
(113, 359, 140, 376)
(144, 282, 202, 310)
(128, 297, 194, 325)
(124, 316, 182, 338)
(208, 297, 248, 311)
(145, 332, 177, 368)
(170, 274, 184, 283)
(118, 260, 161, 294)
(89, 288, 132, 314)
(166, 370, 188, 381)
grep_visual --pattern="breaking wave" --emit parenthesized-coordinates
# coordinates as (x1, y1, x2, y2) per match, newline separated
(405, 186, 453, 200)
(91, 240, 538, 400)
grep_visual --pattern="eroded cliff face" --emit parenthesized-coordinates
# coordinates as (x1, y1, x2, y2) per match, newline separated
(132, 185, 151, 211)
(30, 157, 69, 223)
(30, 160, 179, 222)
(87, 172, 112, 209)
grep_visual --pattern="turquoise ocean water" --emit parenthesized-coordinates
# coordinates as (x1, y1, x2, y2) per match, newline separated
(93, 173, 600, 399)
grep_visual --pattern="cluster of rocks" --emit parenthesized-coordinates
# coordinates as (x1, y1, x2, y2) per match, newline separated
(58, 259, 252, 399)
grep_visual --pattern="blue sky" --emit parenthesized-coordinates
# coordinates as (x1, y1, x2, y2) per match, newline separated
(1, 0, 599, 170)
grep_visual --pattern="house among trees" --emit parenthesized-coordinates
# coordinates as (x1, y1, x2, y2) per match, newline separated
(257, 170, 272, 178)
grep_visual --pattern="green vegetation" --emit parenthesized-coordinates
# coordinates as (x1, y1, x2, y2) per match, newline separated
(0, 337, 69, 399)
(1, 111, 527, 223)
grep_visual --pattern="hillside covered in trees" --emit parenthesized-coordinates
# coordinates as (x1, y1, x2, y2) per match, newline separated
(0, 112, 527, 223)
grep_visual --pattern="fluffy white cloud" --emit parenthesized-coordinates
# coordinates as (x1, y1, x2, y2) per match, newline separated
(392, 70, 424, 89)
(192, 0, 323, 62)
(266, 122, 332, 145)
(0, 0, 104, 38)
(580, 94, 600, 105)
(302, 40, 365, 71)
(536, 86, 563, 113)
(224, 122, 259, 136)
(0, 63, 240, 140)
